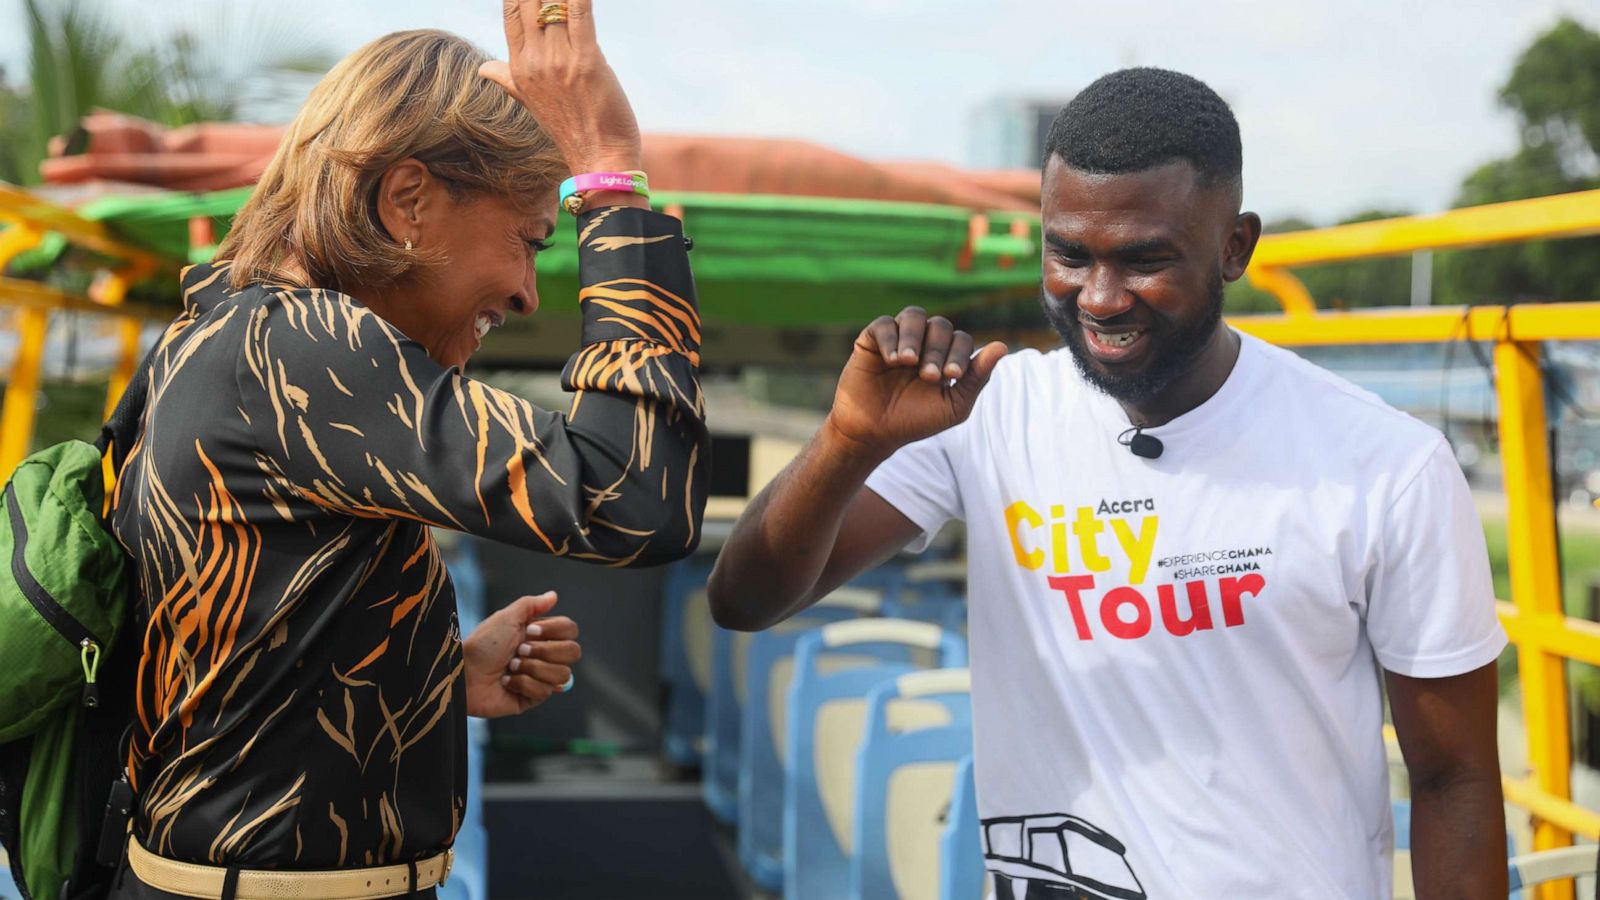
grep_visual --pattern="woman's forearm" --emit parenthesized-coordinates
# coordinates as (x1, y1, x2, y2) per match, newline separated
(554, 205, 708, 562)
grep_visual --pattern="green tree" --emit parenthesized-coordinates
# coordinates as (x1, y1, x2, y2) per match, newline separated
(1234, 18, 1600, 314)
(0, 67, 34, 185)
(4, 0, 330, 186)
(1438, 142, 1600, 304)
(1500, 16, 1600, 169)
(1437, 17, 1600, 305)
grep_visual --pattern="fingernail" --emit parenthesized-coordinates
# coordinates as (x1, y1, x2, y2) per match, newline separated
(525, 623, 542, 638)
(900, 348, 916, 360)
(509, 658, 522, 673)
(922, 364, 938, 377)
(518, 643, 534, 656)
(945, 364, 961, 376)
(500, 675, 511, 686)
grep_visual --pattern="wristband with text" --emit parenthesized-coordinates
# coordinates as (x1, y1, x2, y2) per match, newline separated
(560, 171, 649, 215)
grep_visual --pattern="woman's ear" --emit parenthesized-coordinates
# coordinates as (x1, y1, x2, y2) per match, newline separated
(375, 159, 433, 247)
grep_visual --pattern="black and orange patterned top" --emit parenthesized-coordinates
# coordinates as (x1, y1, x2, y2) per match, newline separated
(109, 207, 708, 867)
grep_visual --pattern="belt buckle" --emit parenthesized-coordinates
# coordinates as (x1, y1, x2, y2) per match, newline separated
(438, 848, 454, 887)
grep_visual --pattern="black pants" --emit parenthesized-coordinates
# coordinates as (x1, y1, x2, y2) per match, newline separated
(106, 857, 438, 900)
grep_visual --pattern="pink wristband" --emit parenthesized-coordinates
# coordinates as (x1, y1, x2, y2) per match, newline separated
(560, 171, 649, 214)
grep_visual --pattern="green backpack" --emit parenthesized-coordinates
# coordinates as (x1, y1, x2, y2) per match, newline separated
(0, 350, 153, 900)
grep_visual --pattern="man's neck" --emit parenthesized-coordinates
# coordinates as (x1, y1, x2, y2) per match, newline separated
(1119, 327, 1242, 428)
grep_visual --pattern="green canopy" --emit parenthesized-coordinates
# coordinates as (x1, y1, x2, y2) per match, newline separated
(80, 189, 1040, 326)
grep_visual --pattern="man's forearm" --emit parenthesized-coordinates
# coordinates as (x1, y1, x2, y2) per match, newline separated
(708, 420, 886, 630)
(1408, 771, 1507, 898)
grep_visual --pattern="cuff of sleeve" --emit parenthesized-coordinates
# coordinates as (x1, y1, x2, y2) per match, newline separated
(1376, 624, 1509, 679)
(864, 470, 944, 553)
(574, 207, 699, 359)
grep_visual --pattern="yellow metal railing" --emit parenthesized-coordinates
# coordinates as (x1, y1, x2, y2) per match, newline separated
(0, 184, 168, 268)
(1246, 188, 1600, 319)
(0, 187, 171, 482)
(1251, 189, 1600, 269)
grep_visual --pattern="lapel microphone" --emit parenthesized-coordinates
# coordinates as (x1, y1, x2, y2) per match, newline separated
(1118, 426, 1165, 460)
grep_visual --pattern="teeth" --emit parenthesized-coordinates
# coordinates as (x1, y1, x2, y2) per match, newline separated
(1098, 330, 1142, 348)
(475, 314, 496, 340)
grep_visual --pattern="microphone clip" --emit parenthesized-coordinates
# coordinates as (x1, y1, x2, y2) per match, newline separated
(1118, 425, 1165, 460)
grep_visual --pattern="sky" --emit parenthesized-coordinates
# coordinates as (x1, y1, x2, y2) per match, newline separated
(1, 0, 1596, 224)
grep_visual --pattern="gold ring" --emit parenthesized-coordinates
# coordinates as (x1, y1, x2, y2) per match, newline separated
(535, 2, 569, 26)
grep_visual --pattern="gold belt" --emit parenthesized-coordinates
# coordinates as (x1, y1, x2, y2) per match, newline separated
(126, 837, 453, 900)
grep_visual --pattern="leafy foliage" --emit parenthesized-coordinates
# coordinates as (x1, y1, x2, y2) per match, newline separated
(0, 67, 35, 184)
(1232, 17, 1600, 313)
(1, 0, 331, 186)
(1436, 17, 1600, 306)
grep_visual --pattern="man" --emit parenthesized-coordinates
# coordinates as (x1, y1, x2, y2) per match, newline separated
(708, 68, 1507, 897)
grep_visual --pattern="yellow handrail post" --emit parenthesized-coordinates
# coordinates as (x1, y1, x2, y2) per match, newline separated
(1496, 337, 1575, 900)
(92, 261, 155, 419)
(104, 317, 143, 421)
(0, 307, 48, 482)
(0, 223, 46, 483)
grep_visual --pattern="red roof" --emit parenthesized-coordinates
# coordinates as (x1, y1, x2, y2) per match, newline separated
(42, 112, 1038, 211)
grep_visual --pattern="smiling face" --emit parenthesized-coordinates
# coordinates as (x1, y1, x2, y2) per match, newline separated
(1039, 156, 1258, 413)
(410, 189, 559, 369)
(366, 159, 559, 370)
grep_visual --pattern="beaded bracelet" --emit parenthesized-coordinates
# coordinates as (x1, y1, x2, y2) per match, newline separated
(559, 171, 649, 215)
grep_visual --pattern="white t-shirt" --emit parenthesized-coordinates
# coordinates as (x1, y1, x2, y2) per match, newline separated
(864, 331, 1506, 899)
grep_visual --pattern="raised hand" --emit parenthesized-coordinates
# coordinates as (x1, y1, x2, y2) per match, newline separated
(480, 0, 642, 174)
(825, 307, 1007, 461)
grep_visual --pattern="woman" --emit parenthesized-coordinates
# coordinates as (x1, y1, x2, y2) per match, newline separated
(107, 2, 708, 896)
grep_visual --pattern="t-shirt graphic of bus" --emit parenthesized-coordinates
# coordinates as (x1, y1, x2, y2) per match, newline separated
(982, 813, 1147, 900)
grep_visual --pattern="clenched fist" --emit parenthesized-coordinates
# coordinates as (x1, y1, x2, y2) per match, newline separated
(464, 591, 581, 717)
(824, 307, 1007, 461)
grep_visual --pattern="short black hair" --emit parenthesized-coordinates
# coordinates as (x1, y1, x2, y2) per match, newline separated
(1043, 67, 1242, 189)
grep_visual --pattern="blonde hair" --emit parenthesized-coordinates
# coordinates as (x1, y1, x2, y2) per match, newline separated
(218, 30, 566, 292)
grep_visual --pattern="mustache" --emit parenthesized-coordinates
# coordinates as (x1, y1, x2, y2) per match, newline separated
(1038, 290, 1151, 332)
(1077, 310, 1148, 330)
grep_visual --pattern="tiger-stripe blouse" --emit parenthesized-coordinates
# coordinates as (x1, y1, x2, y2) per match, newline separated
(109, 206, 708, 867)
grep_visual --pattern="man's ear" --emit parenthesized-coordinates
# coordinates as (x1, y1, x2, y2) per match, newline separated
(1221, 211, 1263, 283)
(375, 159, 434, 246)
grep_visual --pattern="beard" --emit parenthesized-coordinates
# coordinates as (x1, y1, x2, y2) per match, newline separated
(1041, 268, 1226, 407)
